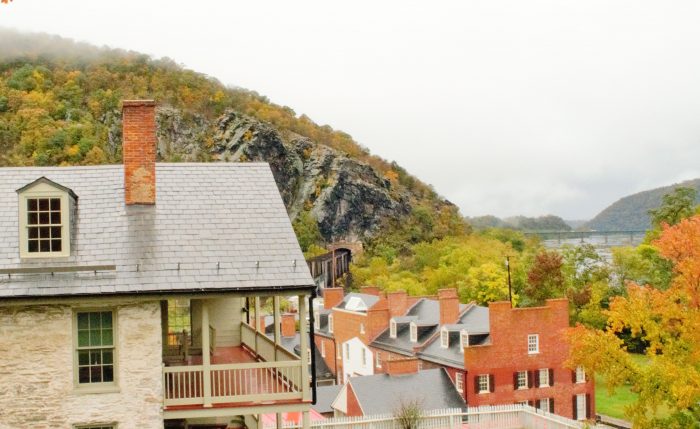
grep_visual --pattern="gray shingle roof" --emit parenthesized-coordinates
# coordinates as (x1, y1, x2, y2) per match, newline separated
(0, 163, 314, 298)
(335, 292, 379, 313)
(347, 368, 466, 415)
(313, 385, 342, 414)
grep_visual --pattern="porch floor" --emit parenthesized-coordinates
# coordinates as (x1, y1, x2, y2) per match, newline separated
(185, 345, 258, 366)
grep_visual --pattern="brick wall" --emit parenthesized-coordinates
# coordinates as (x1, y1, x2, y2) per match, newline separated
(463, 299, 594, 419)
(314, 334, 338, 378)
(122, 100, 156, 205)
(345, 383, 364, 416)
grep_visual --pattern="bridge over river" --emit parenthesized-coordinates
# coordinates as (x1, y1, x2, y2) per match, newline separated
(523, 230, 647, 260)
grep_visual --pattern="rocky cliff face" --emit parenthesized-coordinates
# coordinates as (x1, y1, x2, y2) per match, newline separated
(140, 108, 411, 242)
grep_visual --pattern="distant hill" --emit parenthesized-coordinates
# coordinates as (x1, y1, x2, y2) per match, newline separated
(586, 179, 700, 231)
(468, 214, 572, 231)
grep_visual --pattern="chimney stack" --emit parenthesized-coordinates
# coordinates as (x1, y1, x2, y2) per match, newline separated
(387, 291, 408, 318)
(122, 100, 156, 205)
(281, 313, 296, 337)
(438, 288, 460, 325)
(323, 288, 345, 310)
(385, 357, 419, 376)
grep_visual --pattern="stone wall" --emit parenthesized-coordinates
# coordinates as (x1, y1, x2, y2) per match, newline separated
(0, 300, 163, 428)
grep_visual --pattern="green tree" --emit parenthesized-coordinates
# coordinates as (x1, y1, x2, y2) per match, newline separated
(292, 211, 322, 253)
(648, 187, 698, 231)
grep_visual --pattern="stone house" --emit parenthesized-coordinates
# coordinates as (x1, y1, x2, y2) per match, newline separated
(0, 100, 316, 429)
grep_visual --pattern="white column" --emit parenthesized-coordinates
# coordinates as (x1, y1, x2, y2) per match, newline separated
(254, 296, 261, 355)
(273, 296, 281, 361)
(201, 301, 212, 407)
(276, 412, 283, 429)
(302, 410, 311, 429)
(299, 294, 310, 401)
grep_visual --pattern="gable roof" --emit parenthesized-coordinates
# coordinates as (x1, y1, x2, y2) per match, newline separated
(15, 176, 79, 200)
(335, 292, 379, 313)
(312, 385, 342, 414)
(0, 163, 314, 299)
(346, 368, 466, 415)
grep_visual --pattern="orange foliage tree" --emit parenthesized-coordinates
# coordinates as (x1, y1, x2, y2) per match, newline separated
(566, 215, 700, 428)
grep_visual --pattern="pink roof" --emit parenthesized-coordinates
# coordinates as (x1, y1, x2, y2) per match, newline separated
(261, 409, 325, 427)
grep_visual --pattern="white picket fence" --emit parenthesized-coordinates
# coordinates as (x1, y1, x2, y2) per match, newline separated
(270, 404, 589, 429)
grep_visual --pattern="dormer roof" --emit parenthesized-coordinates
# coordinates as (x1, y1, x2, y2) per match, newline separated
(16, 176, 78, 200)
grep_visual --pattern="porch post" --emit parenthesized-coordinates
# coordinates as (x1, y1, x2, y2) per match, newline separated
(201, 301, 212, 407)
(276, 412, 283, 429)
(302, 410, 310, 429)
(299, 294, 310, 401)
(254, 296, 261, 355)
(273, 296, 281, 361)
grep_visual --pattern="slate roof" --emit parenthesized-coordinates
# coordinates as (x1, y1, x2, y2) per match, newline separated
(0, 163, 314, 298)
(313, 385, 342, 414)
(335, 292, 379, 313)
(418, 305, 490, 368)
(347, 368, 466, 415)
(266, 332, 335, 382)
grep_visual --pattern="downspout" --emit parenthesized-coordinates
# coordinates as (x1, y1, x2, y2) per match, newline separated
(308, 290, 318, 405)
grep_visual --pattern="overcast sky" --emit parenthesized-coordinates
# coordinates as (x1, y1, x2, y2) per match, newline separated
(2, 0, 700, 219)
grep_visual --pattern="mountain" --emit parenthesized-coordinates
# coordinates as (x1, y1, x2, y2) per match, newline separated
(468, 214, 571, 231)
(586, 179, 700, 231)
(0, 29, 461, 245)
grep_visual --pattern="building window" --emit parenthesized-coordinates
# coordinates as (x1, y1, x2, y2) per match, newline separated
(344, 343, 350, 360)
(418, 360, 423, 370)
(440, 328, 449, 348)
(575, 394, 587, 420)
(361, 348, 367, 366)
(576, 366, 586, 383)
(455, 372, 464, 393)
(410, 323, 418, 343)
(321, 341, 326, 358)
(460, 330, 469, 351)
(314, 311, 320, 330)
(516, 371, 528, 389)
(75, 311, 116, 386)
(375, 351, 382, 368)
(336, 344, 341, 359)
(328, 315, 333, 333)
(360, 323, 365, 334)
(527, 334, 539, 354)
(538, 398, 551, 413)
(478, 374, 490, 394)
(390, 319, 397, 338)
(539, 368, 550, 387)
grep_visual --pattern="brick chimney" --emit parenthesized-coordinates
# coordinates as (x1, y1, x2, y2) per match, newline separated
(281, 313, 296, 337)
(438, 288, 460, 325)
(385, 357, 419, 376)
(122, 100, 156, 205)
(387, 291, 408, 318)
(323, 288, 344, 310)
(360, 286, 381, 296)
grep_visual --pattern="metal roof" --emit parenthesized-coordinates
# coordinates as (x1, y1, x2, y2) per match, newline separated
(0, 163, 314, 298)
(347, 368, 466, 415)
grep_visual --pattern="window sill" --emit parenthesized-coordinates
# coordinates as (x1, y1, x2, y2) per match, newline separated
(528, 352, 540, 355)
(516, 386, 528, 390)
(478, 391, 490, 395)
(539, 384, 550, 388)
(73, 385, 120, 395)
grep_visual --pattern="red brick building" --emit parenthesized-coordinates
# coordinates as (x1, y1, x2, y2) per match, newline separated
(463, 299, 594, 420)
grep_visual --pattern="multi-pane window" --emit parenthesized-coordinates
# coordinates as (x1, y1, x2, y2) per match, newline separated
(336, 344, 341, 359)
(26, 197, 63, 254)
(516, 371, 528, 389)
(76, 311, 115, 385)
(575, 394, 587, 420)
(344, 343, 350, 359)
(478, 374, 490, 393)
(360, 323, 365, 334)
(167, 299, 191, 335)
(328, 315, 334, 333)
(527, 334, 539, 354)
(455, 372, 464, 393)
(314, 311, 320, 330)
(460, 330, 469, 350)
(576, 366, 586, 383)
(539, 368, 550, 387)
(361, 348, 367, 366)
(321, 341, 326, 357)
(538, 398, 551, 412)
(440, 328, 449, 348)
(410, 323, 418, 343)
(375, 351, 382, 368)
(390, 319, 397, 338)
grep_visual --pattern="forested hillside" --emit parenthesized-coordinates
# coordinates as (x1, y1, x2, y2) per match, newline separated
(586, 179, 700, 230)
(0, 29, 463, 249)
(468, 214, 572, 231)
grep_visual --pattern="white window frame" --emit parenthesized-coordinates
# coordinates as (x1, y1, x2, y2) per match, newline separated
(440, 327, 449, 349)
(389, 319, 397, 338)
(527, 334, 539, 354)
(576, 393, 586, 420)
(516, 370, 528, 390)
(336, 343, 341, 359)
(360, 323, 365, 335)
(409, 322, 418, 343)
(576, 366, 586, 384)
(460, 330, 469, 351)
(321, 341, 326, 358)
(538, 398, 550, 413)
(328, 314, 334, 334)
(73, 309, 118, 392)
(344, 343, 350, 360)
(539, 368, 550, 387)
(314, 311, 320, 330)
(361, 348, 367, 366)
(375, 351, 382, 368)
(478, 374, 490, 394)
(455, 372, 464, 393)
(18, 185, 71, 258)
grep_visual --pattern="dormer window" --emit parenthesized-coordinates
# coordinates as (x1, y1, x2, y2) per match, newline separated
(328, 314, 334, 334)
(460, 330, 469, 351)
(409, 322, 418, 343)
(440, 327, 449, 348)
(17, 177, 76, 258)
(390, 319, 397, 339)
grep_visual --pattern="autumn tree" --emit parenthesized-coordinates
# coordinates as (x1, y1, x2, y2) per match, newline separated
(525, 250, 565, 304)
(567, 215, 700, 428)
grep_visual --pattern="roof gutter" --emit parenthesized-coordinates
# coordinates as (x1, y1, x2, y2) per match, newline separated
(308, 289, 318, 405)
